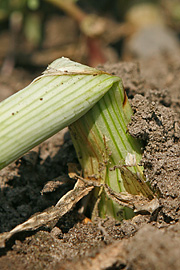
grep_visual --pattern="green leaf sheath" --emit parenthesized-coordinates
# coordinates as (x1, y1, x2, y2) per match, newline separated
(0, 58, 120, 169)
(0, 57, 152, 221)
(69, 81, 145, 219)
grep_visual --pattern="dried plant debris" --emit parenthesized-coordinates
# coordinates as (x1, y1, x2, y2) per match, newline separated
(104, 184, 159, 215)
(0, 173, 159, 248)
(0, 179, 94, 248)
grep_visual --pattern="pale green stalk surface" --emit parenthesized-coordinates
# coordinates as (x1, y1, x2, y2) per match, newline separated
(69, 81, 145, 219)
(0, 58, 119, 169)
(0, 57, 153, 220)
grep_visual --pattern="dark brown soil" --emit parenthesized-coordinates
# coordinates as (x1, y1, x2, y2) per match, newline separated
(0, 52, 180, 270)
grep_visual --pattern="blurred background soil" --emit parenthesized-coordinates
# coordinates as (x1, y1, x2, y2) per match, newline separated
(0, 0, 180, 269)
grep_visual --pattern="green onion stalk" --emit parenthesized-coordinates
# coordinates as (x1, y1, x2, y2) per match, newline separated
(0, 57, 153, 220)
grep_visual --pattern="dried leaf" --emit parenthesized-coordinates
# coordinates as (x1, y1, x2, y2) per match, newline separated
(0, 179, 94, 248)
(104, 184, 159, 214)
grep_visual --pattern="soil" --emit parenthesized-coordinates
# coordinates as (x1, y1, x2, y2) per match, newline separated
(0, 53, 179, 270)
(0, 14, 180, 268)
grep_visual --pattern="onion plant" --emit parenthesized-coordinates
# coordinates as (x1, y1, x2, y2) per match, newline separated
(0, 57, 153, 220)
